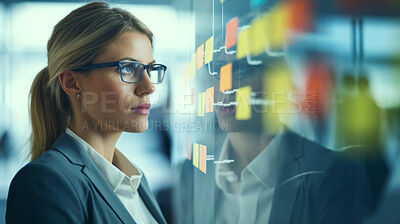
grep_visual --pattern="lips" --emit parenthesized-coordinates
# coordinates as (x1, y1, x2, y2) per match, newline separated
(130, 103, 151, 115)
(219, 105, 235, 115)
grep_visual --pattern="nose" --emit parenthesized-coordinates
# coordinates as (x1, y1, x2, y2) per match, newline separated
(135, 70, 155, 96)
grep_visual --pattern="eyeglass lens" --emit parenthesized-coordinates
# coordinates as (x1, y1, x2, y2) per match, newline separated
(120, 62, 165, 84)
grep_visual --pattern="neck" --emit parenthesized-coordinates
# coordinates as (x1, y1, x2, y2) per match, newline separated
(69, 118, 122, 163)
(228, 131, 275, 175)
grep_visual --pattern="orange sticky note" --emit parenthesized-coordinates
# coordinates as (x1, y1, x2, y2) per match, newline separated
(226, 17, 239, 49)
(220, 63, 232, 92)
(288, 0, 312, 32)
(199, 144, 207, 174)
(205, 36, 214, 64)
(206, 87, 214, 113)
(186, 135, 192, 160)
(198, 92, 206, 116)
(193, 143, 199, 168)
(197, 44, 204, 69)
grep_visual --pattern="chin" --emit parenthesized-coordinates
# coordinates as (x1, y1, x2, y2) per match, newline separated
(122, 119, 148, 133)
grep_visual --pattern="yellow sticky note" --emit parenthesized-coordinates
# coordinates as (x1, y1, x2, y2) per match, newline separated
(236, 86, 252, 120)
(198, 92, 206, 116)
(188, 53, 197, 78)
(237, 28, 249, 59)
(220, 63, 232, 92)
(269, 4, 289, 49)
(197, 44, 204, 69)
(205, 36, 214, 64)
(263, 66, 293, 134)
(193, 143, 199, 168)
(206, 87, 214, 113)
(199, 144, 207, 174)
(250, 15, 268, 56)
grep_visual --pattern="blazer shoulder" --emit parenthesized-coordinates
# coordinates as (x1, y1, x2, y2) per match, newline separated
(9, 148, 86, 195)
(299, 136, 336, 171)
(6, 157, 87, 224)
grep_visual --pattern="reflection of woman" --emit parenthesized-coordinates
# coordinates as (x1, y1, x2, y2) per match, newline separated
(6, 2, 167, 223)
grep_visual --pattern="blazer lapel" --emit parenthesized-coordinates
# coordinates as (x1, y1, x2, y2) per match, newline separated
(268, 131, 304, 224)
(138, 176, 167, 224)
(52, 132, 136, 224)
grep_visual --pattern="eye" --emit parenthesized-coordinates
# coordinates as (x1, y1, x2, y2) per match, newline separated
(120, 64, 133, 74)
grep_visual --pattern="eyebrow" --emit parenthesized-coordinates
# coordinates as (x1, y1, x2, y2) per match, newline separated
(118, 57, 156, 64)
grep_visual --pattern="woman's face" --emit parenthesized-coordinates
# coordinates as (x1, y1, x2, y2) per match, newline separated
(78, 31, 155, 133)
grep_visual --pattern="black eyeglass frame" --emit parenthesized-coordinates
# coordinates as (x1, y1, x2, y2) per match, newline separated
(75, 61, 167, 84)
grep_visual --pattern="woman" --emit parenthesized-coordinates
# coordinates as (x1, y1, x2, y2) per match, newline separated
(6, 2, 167, 224)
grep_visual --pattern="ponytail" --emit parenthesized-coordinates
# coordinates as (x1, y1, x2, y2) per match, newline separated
(29, 67, 68, 161)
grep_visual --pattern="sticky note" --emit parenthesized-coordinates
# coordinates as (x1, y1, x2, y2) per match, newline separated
(199, 144, 207, 174)
(188, 53, 197, 78)
(186, 135, 192, 160)
(225, 17, 239, 49)
(236, 86, 252, 120)
(193, 143, 199, 168)
(268, 5, 289, 49)
(198, 92, 206, 116)
(197, 44, 204, 69)
(288, 0, 312, 32)
(262, 66, 293, 133)
(220, 63, 232, 92)
(206, 87, 214, 113)
(304, 62, 332, 118)
(250, 15, 268, 57)
(205, 36, 214, 64)
(236, 28, 249, 59)
(251, 0, 267, 9)
(264, 67, 293, 114)
(187, 62, 193, 78)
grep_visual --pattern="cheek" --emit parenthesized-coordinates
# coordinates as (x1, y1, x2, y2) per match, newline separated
(82, 76, 135, 114)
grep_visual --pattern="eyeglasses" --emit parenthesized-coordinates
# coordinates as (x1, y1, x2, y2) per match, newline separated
(76, 61, 167, 84)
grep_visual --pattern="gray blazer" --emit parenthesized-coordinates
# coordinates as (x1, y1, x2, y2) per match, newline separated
(6, 132, 167, 224)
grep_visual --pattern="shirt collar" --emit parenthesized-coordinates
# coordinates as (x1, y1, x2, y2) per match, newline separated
(216, 127, 284, 192)
(65, 127, 142, 192)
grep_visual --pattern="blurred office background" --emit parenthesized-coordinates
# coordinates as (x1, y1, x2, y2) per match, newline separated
(1, 0, 400, 223)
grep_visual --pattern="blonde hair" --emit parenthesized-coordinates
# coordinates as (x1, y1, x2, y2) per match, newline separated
(29, 1, 153, 161)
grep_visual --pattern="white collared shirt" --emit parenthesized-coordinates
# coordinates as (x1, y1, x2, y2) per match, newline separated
(65, 127, 158, 224)
(215, 130, 283, 224)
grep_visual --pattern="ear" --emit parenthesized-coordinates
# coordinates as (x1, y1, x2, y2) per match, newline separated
(59, 70, 81, 98)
